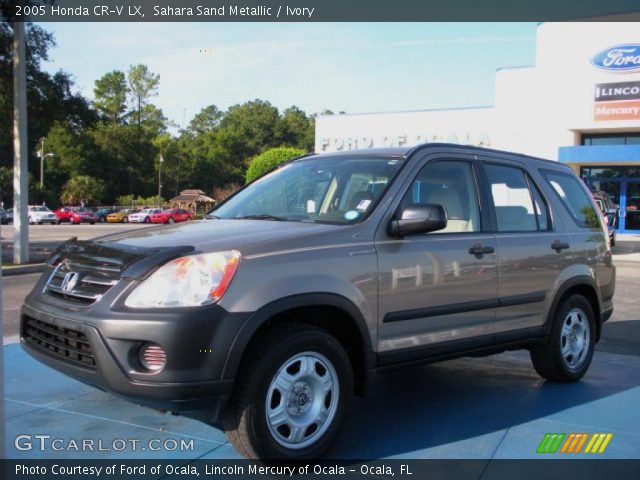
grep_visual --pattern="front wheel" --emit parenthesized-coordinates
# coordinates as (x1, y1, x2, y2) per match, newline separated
(144, 217, 150, 223)
(530, 294, 595, 382)
(99, 216, 106, 223)
(222, 324, 353, 460)
(167, 217, 174, 224)
(123, 217, 129, 223)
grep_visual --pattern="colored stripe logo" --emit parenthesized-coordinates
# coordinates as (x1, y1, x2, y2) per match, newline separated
(537, 433, 613, 454)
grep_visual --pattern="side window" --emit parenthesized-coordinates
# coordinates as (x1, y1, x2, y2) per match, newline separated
(399, 160, 481, 233)
(529, 179, 550, 231)
(542, 170, 600, 228)
(485, 164, 540, 232)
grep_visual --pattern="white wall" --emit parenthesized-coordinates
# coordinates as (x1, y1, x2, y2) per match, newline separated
(315, 107, 495, 153)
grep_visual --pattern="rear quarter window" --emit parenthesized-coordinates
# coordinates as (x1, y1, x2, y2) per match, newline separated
(541, 170, 600, 228)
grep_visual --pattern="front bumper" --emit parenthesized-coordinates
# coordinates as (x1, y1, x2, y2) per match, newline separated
(21, 274, 250, 415)
(35, 216, 57, 223)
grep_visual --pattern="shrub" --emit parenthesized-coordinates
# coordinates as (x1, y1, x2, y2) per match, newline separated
(115, 194, 164, 208)
(245, 147, 305, 183)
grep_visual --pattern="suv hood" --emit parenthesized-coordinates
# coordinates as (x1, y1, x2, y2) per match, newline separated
(97, 219, 346, 257)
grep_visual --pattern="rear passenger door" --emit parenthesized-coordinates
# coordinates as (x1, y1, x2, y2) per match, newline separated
(480, 159, 567, 340)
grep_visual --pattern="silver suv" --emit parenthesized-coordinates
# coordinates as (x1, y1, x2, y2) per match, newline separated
(21, 144, 615, 460)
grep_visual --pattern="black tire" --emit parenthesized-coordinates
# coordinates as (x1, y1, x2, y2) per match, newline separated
(222, 323, 353, 460)
(90, 221, 95, 225)
(123, 217, 129, 223)
(144, 217, 150, 223)
(530, 294, 596, 382)
(167, 217, 174, 224)
(99, 216, 106, 223)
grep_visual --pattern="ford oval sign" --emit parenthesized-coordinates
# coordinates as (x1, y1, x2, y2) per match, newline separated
(592, 44, 640, 72)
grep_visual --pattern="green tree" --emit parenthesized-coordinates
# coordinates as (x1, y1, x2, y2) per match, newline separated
(60, 175, 105, 205)
(128, 64, 159, 129)
(276, 106, 314, 151)
(245, 146, 305, 183)
(0, 22, 97, 203)
(187, 104, 224, 135)
(93, 70, 128, 123)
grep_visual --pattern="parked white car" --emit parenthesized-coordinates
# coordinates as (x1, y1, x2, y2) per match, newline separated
(127, 208, 162, 223)
(28, 205, 57, 225)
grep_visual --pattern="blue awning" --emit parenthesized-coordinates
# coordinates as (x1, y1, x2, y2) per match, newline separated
(559, 145, 640, 163)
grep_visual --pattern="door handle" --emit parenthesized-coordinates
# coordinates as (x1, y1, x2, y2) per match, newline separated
(551, 240, 570, 252)
(469, 244, 495, 256)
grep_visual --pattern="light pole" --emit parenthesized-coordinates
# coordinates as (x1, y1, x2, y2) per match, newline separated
(38, 137, 55, 188)
(158, 154, 164, 208)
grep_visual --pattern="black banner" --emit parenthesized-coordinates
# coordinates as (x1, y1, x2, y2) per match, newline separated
(595, 81, 640, 102)
(3, 459, 640, 480)
(3, 0, 640, 22)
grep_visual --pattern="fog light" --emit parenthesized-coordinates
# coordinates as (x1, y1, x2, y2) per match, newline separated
(139, 343, 166, 372)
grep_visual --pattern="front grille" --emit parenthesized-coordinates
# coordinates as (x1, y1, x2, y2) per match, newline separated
(44, 256, 121, 305)
(24, 316, 96, 370)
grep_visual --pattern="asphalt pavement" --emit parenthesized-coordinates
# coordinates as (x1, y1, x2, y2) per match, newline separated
(1, 223, 155, 267)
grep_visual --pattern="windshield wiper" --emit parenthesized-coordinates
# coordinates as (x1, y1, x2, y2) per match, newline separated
(238, 214, 286, 221)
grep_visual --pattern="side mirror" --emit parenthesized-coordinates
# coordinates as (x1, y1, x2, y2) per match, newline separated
(389, 203, 447, 237)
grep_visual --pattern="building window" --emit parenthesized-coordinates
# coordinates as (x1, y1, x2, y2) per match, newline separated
(581, 133, 640, 146)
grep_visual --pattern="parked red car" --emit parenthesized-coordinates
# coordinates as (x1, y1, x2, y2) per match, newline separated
(148, 209, 193, 224)
(54, 207, 97, 224)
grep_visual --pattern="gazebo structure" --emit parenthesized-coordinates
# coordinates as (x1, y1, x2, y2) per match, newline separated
(169, 189, 216, 213)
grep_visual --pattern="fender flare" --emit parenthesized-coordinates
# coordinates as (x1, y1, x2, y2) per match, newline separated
(221, 293, 376, 387)
(543, 275, 602, 337)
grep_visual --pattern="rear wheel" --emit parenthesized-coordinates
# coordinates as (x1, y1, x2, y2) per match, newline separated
(530, 294, 595, 382)
(222, 324, 353, 460)
(167, 217, 174, 224)
(144, 217, 150, 223)
(99, 216, 106, 223)
(123, 217, 129, 223)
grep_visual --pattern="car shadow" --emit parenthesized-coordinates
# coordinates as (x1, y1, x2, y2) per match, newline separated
(327, 349, 639, 459)
(597, 319, 640, 357)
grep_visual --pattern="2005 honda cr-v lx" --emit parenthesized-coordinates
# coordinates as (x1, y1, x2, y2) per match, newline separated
(21, 144, 615, 460)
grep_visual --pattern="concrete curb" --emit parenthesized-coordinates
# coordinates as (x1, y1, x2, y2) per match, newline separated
(1, 263, 46, 276)
(613, 253, 640, 263)
(3, 335, 19, 345)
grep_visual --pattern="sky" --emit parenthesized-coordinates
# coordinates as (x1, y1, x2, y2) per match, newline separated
(40, 22, 539, 128)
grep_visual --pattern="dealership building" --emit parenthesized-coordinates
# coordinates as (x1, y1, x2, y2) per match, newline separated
(315, 23, 640, 233)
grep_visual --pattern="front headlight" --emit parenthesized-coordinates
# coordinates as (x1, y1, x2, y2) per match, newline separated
(125, 250, 241, 308)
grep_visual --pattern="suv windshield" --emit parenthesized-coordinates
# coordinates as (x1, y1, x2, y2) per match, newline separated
(213, 156, 404, 224)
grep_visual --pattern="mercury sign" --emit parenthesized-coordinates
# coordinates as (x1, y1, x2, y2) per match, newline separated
(318, 132, 491, 152)
(591, 44, 640, 72)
